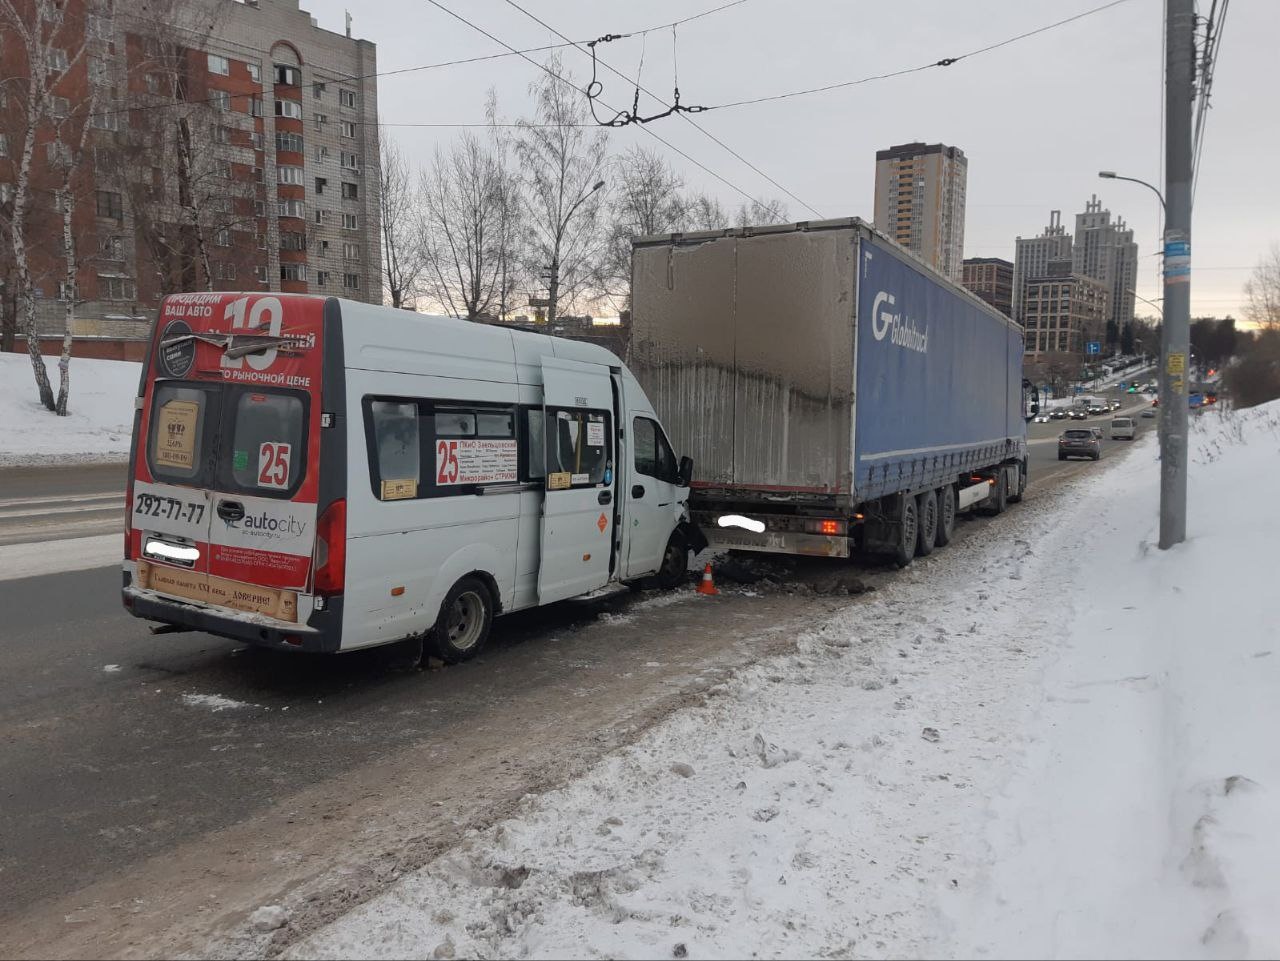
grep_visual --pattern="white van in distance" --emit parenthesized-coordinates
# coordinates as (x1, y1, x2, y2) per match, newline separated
(123, 293, 700, 662)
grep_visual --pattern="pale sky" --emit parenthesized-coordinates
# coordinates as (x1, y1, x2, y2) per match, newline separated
(302, 0, 1276, 322)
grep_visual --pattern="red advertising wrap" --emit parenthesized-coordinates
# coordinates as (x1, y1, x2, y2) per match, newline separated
(131, 293, 326, 607)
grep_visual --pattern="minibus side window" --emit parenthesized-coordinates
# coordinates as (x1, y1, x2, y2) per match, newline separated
(369, 400, 421, 500)
(633, 416, 678, 484)
(523, 409, 546, 481)
(545, 408, 611, 487)
(147, 383, 218, 484)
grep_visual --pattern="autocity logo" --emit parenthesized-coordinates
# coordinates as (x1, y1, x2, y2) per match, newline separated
(870, 291, 929, 354)
(223, 511, 307, 541)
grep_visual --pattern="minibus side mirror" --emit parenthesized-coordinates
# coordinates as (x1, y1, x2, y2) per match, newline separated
(677, 456, 694, 488)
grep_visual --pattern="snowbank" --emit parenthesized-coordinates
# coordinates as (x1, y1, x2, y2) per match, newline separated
(0, 353, 139, 466)
(276, 404, 1278, 960)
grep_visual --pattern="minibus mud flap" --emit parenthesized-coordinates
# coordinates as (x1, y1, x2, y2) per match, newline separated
(149, 622, 195, 636)
(680, 519, 710, 555)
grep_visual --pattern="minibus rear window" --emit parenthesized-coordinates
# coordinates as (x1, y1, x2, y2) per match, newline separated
(147, 383, 217, 484)
(226, 391, 307, 495)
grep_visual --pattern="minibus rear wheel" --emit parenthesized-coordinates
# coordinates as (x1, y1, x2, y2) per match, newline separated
(429, 576, 494, 664)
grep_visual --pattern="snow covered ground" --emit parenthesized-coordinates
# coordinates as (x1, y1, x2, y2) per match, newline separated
(0, 353, 139, 466)
(277, 401, 1279, 961)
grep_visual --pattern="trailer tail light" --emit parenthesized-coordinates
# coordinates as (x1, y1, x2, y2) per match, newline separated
(805, 518, 843, 535)
(313, 499, 346, 596)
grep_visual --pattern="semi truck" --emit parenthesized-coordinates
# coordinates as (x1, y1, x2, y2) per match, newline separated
(629, 218, 1036, 568)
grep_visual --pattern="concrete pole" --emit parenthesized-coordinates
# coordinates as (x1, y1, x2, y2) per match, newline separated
(1159, 0, 1194, 549)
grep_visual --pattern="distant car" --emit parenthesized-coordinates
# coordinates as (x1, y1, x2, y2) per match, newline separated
(1141, 409, 1156, 418)
(1059, 428, 1101, 461)
(1088, 404, 1107, 415)
(1050, 409, 1069, 420)
(1070, 408, 1089, 420)
(1109, 400, 1122, 411)
(1110, 416, 1135, 440)
(1034, 413, 1050, 423)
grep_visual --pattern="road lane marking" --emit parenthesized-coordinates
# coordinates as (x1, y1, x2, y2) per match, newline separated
(0, 533, 121, 582)
(0, 492, 123, 510)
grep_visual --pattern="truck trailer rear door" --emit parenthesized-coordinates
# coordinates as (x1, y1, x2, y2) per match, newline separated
(537, 357, 616, 604)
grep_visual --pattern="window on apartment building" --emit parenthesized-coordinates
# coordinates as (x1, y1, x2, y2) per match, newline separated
(342, 213, 358, 230)
(314, 208, 330, 225)
(341, 182, 358, 200)
(275, 132, 303, 153)
(216, 228, 231, 247)
(275, 99, 302, 120)
(58, 281, 77, 301)
(45, 141, 71, 167)
(96, 190, 123, 220)
(249, 97, 263, 117)
(339, 89, 356, 109)
(255, 265, 268, 284)
(257, 233, 267, 250)
(250, 132, 264, 149)
(99, 275, 135, 301)
(253, 165, 264, 183)
(210, 196, 231, 213)
(280, 231, 306, 251)
(212, 124, 231, 144)
(340, 121, 356, 139)
(48, 48, 69, 72)
(254, 200, 266, 217)
(340, 150, 359, 171)
(280, 263, 306, 282)
(218, 159, 233, 179)
(208, 54, 231, 76)
(315, 270, 329, 286)
(277, 165, 304, 186)
(343, 273, 360, 291)
(277, 199, 305, 218)
(0, 133, 7, 157)
(0, 184, 12, 204)
(89, 56, 109, 85)
(274, 64, 300, 86)
(315, 145, 330, 162)
(342, 242, 360, 262)
(90, 109, 119, 131)
(216, 262, 237, 281)
(320, 240, 330, 255)
(248, 63, 261, 84)
(145, 73, 162, 95)
(312, 82, 326, 98)
(315, 177, 327, 195)
(49, 96, 70, 118)
(313, 113, 328, 127)
(209, 89, 231, 111)
(88, 14, 112, 40)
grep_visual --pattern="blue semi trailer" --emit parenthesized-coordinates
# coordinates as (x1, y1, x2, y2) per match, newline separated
(629, 218, 1037, 567)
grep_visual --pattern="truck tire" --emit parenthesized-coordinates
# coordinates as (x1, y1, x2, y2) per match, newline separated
(935, 485, 956, 547)
(427, 576, 494, 664)
(1007, 460, 1027, 504)
(892, 496, 918, 569)
(980, 472, 1007, 516)
(916, 490, 937, 557)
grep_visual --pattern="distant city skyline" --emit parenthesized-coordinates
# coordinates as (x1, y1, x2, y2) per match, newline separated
(306, 0, 1273, 322)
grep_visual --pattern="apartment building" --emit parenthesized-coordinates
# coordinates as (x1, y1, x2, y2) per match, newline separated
(873, 142, 967, 283)
(961, 257, 1013, 318)
(0, 0, 381, 357)
(1072, 194, 1138, 332)
(1021, 259, 1110, 358)
(1012, 210, 1073, 327)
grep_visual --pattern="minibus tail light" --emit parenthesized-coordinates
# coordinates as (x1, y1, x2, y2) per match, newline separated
(314, 499, 346, 596)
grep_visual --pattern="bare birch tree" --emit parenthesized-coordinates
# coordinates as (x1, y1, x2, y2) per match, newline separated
(418, 132, 511, 321)
(379, 131, 422, 309)
(684, 193, 730, 232)
(514, 55, 609, 323)
(735, 198, 790, 228)
(1243, 243, 1280, 330)
(484, 88, 523, 320)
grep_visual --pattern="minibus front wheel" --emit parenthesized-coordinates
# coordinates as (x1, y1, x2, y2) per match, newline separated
(429, 576, 494, 664)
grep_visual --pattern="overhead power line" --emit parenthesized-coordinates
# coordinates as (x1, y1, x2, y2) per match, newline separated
(498, 0, 822, 219)
(1191, 0, 1230, 202)
(702, 0, 1138, 112)
(420, 0, 787, 215)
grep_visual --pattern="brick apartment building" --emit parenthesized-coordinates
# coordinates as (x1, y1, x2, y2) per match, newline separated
(962, 256, 1013, 318)
(1021, 259, 1110, 358)
(0, 0, 381, 360)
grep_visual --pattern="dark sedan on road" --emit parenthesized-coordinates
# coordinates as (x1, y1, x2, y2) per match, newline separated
(1059, 428, 1102, 461)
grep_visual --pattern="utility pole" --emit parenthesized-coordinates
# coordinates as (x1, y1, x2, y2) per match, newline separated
(1160, 0, 1194, 549)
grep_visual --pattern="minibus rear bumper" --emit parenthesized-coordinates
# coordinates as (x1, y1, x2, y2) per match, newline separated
(122, 573, 342, 653)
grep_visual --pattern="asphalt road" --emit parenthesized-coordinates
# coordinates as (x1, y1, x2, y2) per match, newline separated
(0, 392, 1157, 957)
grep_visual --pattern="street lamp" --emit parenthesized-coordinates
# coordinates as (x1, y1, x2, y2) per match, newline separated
(546, 180, 605, 325)
(1098, 162, 1190, 549)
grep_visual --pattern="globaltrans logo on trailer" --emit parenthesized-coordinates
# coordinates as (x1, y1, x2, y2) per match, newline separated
(870, 291, 929, 354)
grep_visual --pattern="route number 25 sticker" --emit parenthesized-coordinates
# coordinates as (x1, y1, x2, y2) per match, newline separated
(258, 442, 292, 488)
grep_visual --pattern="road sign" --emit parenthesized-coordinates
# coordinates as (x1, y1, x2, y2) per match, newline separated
(1167, 352, 1186, 375)
(528, 297, 551, 308)
(1086, 341, 1102, 355)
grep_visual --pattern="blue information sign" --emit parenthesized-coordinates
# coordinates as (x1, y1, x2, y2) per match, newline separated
(1086, 341, 1102, 355)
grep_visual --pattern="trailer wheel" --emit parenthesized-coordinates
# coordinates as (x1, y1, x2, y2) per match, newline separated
(428, 576, 494, 664)
(1007, 460, 1027, 504)
(916, 490, 937, 556)
(892, 496, 918, 569)
(935, 485, 956, 547)
(654, 533, 690, 589)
